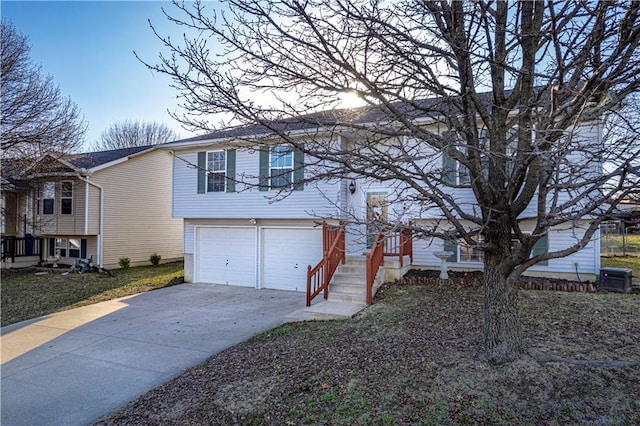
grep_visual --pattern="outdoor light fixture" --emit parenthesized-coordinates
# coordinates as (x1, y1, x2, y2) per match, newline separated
(249, 219, 257, 225)
(349, 180, 356, 194)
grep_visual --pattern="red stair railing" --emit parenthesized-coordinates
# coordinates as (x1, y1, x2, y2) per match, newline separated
(367, 226, 413, 304)
(366, 232, 385, 304)
(306, 223, 345, 306)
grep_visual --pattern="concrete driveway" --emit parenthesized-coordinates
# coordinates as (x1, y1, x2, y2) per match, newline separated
(1, 283, 303, 426)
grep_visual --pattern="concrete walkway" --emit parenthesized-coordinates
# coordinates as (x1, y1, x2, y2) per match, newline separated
(0, 283, 304, 426)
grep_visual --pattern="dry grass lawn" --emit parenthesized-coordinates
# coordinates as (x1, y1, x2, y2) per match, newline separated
(96, 276, 640, 426)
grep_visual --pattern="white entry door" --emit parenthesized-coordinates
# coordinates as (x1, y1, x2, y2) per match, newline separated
(261, 228, 323, 292)
(195, 227, 256, 286)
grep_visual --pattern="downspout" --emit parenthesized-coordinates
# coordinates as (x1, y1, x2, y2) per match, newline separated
(78, 174, 104, 268)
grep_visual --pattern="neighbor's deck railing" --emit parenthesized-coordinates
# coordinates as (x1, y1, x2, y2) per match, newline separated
(306, 223, 346, 306)
(1, 236, 44, 262)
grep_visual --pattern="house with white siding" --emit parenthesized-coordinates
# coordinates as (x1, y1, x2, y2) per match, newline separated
(161, 104, 601, 301)
(1, 146, 183, 269)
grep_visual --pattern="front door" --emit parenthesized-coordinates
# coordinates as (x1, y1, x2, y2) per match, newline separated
(366, 192, 388, 248)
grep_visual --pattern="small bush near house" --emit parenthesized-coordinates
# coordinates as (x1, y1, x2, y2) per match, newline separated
(149, 252, 161, 267)
(119, 257, 130, 270)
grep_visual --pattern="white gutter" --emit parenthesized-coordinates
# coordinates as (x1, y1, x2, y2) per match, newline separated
(84, 181, 89, 234)
(78, 175, 104, 268)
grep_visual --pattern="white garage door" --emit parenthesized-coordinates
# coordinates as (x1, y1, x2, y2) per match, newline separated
(196, 227, 256, 286)
(262, 228, 323, 292)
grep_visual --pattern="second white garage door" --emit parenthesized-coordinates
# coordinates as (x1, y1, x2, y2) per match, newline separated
(262, 228, 323, 292)
(195, 227, 256, 286)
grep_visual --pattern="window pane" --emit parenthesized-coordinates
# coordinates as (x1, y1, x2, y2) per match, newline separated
(459, 235, 484, 263)
(61, 199, 72, 214)
(43, 199, 54, 215)
(270, 170, 292, 188)
(61, 182, 73, 197)
(44, 182, 55, 198)
(207, 172, 226, 192)
(270, 146, 292, 168)
(207, 151, 225, 171)
(55, 238, 67, 257)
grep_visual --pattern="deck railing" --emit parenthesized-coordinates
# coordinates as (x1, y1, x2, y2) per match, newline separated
(383, 227, 413, 266)
(306, 223, 346, 306)
(1, 236, 44, 262)
(367, 226, 413, 304)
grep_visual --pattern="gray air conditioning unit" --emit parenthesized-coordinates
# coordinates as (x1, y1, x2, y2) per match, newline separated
(600, 268, 633, 293)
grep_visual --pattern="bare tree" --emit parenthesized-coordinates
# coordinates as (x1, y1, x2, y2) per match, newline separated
(1, 20, 86, 159)
(93, 120, 179, 151)
(143, 0, 640, 363)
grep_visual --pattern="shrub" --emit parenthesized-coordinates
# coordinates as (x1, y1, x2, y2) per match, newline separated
(149, 252, 161, 267)
(118, 257, 130, 270)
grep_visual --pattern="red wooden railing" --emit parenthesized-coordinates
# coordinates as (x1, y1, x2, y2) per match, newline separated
(306, 223, 346, 306)
(366, 232, 385, 304)
(383, 228, 413, 266)
(366, 227, 413, 304)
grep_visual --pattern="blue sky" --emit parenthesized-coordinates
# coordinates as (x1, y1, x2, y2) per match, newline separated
(2, 1, 198, 151)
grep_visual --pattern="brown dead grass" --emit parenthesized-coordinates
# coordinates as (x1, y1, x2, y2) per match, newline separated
(96, 277, 640, 426)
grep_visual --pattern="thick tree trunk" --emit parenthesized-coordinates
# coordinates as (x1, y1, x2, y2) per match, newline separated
(483, 232, 525, 364)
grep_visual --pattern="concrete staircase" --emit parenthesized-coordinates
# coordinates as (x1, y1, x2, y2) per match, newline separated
(327, 256, 368, 304)
(283, 256, 369, 322)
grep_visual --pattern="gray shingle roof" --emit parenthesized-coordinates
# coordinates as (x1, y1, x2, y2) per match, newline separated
(162, 96, 456, 146)
(67, 145, 154, 169)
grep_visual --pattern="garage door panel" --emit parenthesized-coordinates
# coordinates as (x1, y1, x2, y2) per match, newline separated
(196, 227, 255, 286)
(262, 228, 323, 292)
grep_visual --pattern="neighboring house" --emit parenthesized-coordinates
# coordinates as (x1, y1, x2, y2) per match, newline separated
(1, 146, 183, 269)
(161, 102, 602, 295)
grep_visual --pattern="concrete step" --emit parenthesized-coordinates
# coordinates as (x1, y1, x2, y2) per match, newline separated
(334, 265, 366, 274)
(331, 269, 367, 284)
(284, 301, 367, 322)
(345, 256, 367, 265)
(327, 290, 367, 304)
(330, 282, 366, 295)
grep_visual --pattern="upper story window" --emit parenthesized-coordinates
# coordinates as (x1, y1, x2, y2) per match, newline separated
(197, 149, 236, 194)
(61, 181, 73, 214)
(43, 182, 55, 215)
(443, 128, 518, 186)
(207, 151, 226, 192)
(269, 146, 294, 189)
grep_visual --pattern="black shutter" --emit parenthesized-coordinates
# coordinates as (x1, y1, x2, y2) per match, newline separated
(197, 152, 206, 193)
(259, 148, 269, 191)
(226, 149, 236, 192)
(81, 239, 87, 259)
(293, 144, 304, 191)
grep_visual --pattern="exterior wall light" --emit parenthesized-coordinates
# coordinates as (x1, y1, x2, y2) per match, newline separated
(249, 219, 257, 225)
(349, 180, 356, 194)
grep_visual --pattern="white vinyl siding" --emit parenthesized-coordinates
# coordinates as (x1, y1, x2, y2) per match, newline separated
(173, 148, 341, 219)
(411, 219, 600, 275)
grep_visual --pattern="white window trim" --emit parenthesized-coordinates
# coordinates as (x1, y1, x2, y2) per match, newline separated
(206, 150, 227, 193)
(269, 146, 294, 189)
